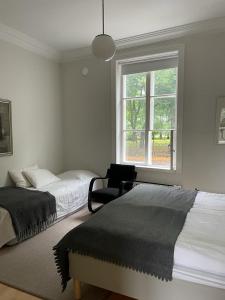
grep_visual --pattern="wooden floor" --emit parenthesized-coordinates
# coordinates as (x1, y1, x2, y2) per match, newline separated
(0, 283, 134, 300)
(107, 294, 133, 300)
(0, 283, 40, 300)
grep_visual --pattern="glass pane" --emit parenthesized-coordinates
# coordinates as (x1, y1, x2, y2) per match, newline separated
(149, 130, 173, 168)
(152, 68, 177, 96)
(123, 73, 146, 98)
(124, 131, 145, 162)
(218, 108, 225, 143)
(219, 108, 225, 127)
(152, 97, 176, 130)
(125, 99, 146, 130)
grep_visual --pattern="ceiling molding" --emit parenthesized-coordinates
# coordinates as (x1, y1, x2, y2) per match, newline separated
(0, 22, 61, 61)
(61, 16, 225, 63)
(62, 47, 93, 63)
(1, 16, 225, 63)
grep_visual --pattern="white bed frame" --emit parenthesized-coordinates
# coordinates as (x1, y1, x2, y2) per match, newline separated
(69, 253, 225, 300)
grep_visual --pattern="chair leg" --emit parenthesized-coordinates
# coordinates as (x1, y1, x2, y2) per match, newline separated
(88, 194, 103, 213)
(73, 278, 81, 300)
(88, 193, 95, 213)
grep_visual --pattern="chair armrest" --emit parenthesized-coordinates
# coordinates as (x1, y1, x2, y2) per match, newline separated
(133, 180, 173, 186)
(120, 180, 135, 186)
(118, 180, 173, 195)
(118, 180, 135, 195)
(89, 176, 108, 192)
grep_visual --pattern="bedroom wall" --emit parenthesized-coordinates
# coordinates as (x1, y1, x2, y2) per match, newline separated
(62, 30, 225, 193)
(62, 58, 112, 176)
(0, 40, 63, 186)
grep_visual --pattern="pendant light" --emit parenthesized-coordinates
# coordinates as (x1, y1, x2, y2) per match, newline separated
(92, 0, 116, 61)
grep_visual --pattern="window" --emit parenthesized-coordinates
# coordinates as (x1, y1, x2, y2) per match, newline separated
(116, 51, 180, 170)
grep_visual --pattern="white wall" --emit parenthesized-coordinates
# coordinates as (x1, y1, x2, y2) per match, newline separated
(62, 58, 112, 176)
(62, 30, 225, 193)
(182, 32, 225, 192)
(0, 40, 63, 186)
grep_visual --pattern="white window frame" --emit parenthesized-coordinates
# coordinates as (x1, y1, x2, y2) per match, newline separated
(111, 45, 184, 173)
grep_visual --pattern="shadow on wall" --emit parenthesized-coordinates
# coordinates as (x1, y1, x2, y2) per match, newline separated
(0, 175, 12, 187)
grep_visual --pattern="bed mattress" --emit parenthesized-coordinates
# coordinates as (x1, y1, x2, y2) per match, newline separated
(0, 170, 101, 248)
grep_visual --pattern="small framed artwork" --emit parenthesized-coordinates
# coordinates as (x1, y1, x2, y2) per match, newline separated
(216, 97, 225, 144)
(0, 99, 13, 156)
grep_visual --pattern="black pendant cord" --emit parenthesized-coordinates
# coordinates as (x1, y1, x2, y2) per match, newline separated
(102, 0, 105, 34)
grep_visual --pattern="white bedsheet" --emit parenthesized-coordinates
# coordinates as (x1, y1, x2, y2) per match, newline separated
(0, 170, 101, 248)
(173, 191, 225, 288)
(39, 170, 101, 219)
(0, 208, 16, 248)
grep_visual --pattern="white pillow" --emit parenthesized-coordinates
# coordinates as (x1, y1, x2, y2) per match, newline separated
(22, 169, 60, 188)
(9, 164, 38, 188)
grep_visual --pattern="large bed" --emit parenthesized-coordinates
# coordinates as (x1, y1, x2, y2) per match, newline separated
(0, 170, 101, 248)
(54, 184, 225, 300)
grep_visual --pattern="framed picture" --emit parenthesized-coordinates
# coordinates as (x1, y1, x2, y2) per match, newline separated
(216, 97, 225, 144)
(0, 99, 13, 156)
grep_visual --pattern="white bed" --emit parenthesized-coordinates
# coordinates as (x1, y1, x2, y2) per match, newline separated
(69, 190, 225, 300)
(0, 170, 101, 248)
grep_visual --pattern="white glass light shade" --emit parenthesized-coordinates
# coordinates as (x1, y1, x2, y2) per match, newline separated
(92, 34, 116, 61)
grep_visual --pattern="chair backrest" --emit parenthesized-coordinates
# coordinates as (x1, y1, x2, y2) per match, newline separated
(106, 163, 137, 190)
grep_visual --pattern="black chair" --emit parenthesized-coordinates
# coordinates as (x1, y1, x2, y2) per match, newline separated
(88, 163, 137, 213)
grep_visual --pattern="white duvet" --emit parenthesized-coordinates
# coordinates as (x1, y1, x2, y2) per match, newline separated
(0, 170, 101, 248)
(173, 191, 225, 288)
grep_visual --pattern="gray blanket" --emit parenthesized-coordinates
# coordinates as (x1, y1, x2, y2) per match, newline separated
(0, 187, 56, 242)
(53, 184, 197, 290)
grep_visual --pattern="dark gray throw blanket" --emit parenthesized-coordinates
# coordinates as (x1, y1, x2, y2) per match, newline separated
(53, 184, 197, 291)
(0, 187, 56, 242)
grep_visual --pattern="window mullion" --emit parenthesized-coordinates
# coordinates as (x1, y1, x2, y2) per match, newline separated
(170, 130, 174, 170)
(145, 72, 151, 165)
(121, 75, 125, 162)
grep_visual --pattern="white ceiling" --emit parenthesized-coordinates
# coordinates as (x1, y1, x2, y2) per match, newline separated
(0, 0, 225, 52)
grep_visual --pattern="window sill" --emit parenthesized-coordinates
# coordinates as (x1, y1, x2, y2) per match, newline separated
(136, 165, 177, 174)
(119, 161, 178, 173)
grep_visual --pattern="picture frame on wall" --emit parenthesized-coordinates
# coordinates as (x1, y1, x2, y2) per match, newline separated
(0, 99, 13, 156)
(216, 96, 225, 145)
